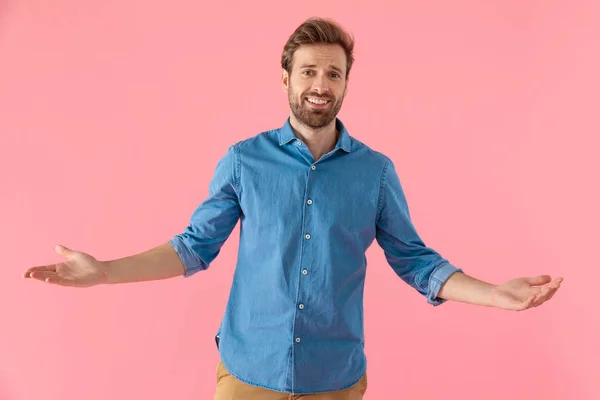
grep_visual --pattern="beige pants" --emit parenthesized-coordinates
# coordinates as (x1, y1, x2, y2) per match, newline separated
(213, 360, 368, 400)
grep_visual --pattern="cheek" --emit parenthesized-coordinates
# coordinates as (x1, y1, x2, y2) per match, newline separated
(294, 89, 308, 102)
(290, 79, 310, 94)
(291, 84, 306, 96)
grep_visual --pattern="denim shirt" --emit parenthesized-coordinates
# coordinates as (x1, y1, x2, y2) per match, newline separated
(169, 117, 462, 394)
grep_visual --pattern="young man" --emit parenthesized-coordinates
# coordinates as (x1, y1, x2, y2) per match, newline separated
(23, 17, 562, 400)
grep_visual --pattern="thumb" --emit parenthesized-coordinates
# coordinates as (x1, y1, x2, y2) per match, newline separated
(523, 275, 552, 286)
(55, 244, 74, 257)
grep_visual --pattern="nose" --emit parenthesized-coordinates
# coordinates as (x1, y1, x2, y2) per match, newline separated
(311, 73, 330, 95)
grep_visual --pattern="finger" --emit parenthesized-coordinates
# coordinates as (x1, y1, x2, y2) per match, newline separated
(524, 275, 552, 286)
(55, 244, 75, 257)
(552, 280, 562, 289)
(532, 287, 553, 307)
(540, 277, 564, 288)
(46, 276, 77, 286)
(544, 284, 561, 302)
(29, 271, 77, 286)
(519, 295, 536, 311)
(29, 271, 57, 282)
(23, 265, 57, 278)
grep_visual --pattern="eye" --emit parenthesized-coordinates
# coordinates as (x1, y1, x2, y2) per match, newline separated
(330, 72, 340, 78)
(302, 70, 314, 76)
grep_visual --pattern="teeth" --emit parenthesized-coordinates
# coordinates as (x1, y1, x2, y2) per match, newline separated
(307, 98, 328, 105)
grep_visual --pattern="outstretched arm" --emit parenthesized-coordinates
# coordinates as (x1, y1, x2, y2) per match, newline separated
(22, 242, 185, 286)
(23, 145, 241, 287)
(375, 158, 563, 310)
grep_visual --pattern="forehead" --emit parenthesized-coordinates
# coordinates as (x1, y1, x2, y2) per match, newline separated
(292, 44, 346, 71)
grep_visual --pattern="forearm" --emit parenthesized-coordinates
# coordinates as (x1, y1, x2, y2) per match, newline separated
(437, 271, 497, 307)
(103, 242, 185, 284)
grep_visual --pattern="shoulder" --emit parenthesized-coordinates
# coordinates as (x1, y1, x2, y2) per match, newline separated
(229, 127, 281, 154)
(348, 136, 394, 170)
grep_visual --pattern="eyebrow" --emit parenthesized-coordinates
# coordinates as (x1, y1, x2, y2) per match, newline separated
(299, 64, 344, 75)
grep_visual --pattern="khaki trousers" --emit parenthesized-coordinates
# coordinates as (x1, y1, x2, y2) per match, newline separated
(213, 360, 368, 400)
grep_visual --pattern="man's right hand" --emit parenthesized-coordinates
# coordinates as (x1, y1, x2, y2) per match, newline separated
(23, 245, 109, 287)
(23, 242, 186, 286)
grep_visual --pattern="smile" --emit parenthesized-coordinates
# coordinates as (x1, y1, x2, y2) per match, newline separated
(305, 97, 331, 107)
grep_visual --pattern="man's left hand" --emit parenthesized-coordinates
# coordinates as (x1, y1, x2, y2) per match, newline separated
(490, 275, 563, 311)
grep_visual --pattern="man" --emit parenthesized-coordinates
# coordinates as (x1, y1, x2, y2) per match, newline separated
(23, 17, 562, 400)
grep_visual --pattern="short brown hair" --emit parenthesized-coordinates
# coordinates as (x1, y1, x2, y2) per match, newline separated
(281, 17, 355, 79)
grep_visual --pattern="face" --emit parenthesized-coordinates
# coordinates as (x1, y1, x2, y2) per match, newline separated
(282, 44, 348, 129)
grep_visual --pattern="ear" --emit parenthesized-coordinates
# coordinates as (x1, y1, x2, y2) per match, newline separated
(281, 68, 290, 93)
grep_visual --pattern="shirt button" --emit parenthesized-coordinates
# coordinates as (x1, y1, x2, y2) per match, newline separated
(305, 234, 311, 240)
(295, 140, 302, 146)
(307, 199, 313, 205)
(299, 304, 304, 309)
(311, 165, 316, 170)
(302, 269, 308, 275)
(295, 337, 301, 343)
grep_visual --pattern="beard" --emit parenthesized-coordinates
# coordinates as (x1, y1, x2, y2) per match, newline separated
(288, 84, 345, 129)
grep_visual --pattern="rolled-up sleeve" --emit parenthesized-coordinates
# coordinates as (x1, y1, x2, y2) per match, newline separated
(375, 158, 462, 306)
(169, 144, 242, 277)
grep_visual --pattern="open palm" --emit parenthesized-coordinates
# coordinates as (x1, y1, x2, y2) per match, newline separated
(23, 245, 108, 287)
(491, 275, 563, 311)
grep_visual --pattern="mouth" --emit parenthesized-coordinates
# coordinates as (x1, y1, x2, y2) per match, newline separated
(305, 97, 331, 109)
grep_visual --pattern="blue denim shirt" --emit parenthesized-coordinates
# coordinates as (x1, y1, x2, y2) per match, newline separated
(169, 117, 462, 395)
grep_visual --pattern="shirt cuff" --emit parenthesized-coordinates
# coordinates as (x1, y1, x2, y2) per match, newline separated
(168, 236, 206, 278)
(427, 262, 463, 306)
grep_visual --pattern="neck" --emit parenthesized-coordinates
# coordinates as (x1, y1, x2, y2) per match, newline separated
(289, 114, 338, 161)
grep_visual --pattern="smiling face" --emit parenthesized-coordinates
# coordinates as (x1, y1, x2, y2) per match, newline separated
(282, 44, 348, 129)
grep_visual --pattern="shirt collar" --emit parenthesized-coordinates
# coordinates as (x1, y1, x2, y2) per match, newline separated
(278, 117, 352, 153)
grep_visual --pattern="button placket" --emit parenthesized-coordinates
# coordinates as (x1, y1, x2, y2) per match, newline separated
(296, 161, 318, 349)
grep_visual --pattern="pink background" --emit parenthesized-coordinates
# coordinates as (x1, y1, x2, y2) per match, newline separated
(1, 1, 598, 399)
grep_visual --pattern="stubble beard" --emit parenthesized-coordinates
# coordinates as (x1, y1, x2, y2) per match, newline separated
(288, 85, 344, 129)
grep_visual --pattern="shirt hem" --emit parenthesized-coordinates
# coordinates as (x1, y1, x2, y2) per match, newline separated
(219, 350, 366, 395)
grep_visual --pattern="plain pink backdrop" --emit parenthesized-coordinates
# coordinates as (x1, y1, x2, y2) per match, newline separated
(1, 1, 598, 399)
